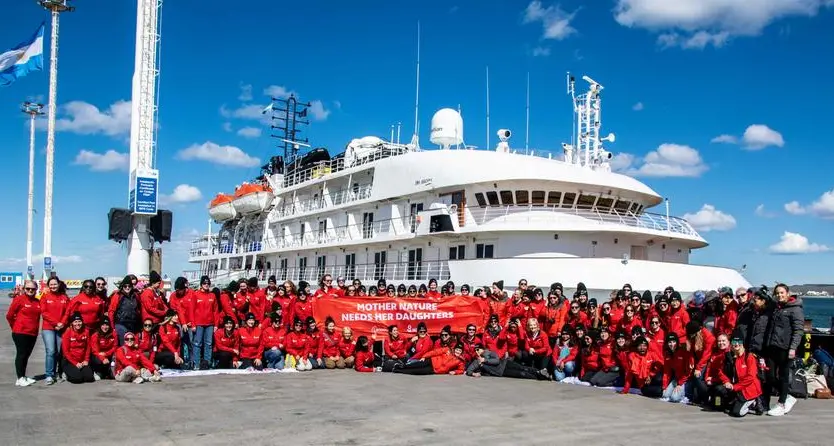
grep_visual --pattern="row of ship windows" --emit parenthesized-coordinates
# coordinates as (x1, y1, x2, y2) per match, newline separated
(473, 190, 645, 214)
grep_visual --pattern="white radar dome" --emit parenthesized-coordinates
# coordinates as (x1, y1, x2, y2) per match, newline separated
(430, 108, 464, 149)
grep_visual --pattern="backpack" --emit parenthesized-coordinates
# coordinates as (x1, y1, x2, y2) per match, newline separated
(789, 358, 809, 399)
(813, 347, 834, 368)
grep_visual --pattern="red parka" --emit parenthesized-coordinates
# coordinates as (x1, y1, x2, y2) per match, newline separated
(410, 336, 434, 360)
(284, 330, 310, 357)
(238, 326, 263, 360)
(62, 326, 91, 365)
(317, 329, 342, 358)
(158, 323, 181, 354)
(65, 292, 104, 330)
(39, 291, 68, 331)
(720, 353, 763, 401)
(6, 293, 41, 336)
(662, 346, 694, 388)
(622, 349, 663, 393)
(114, 344, 156, 374)
(355, 349, 375, 372)
(91, 330, 118, 361)
(168, 290, 193, 327)
(214, 329, 240, 360)
(482, 329, 508, 358)
(338, 337, 356, 358)
(713, 301, 739, 337)
(139, 288, 168, 324)
(188, 289, 219, 327)
(384, 335, 408, 359)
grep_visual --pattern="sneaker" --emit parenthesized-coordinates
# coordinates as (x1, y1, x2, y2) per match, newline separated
(60, 373, 67, 382)
(132, 376, 145, 384)
(45, 376, 55, 386)
(767, 404, 786, 417)
(14, 377, 24, 387)
(24, 377, 37, 386)
(784, 395, 797, 414)
(660, 397, 670, 402)
(738, 400, 755, 417)
(148, 374, 161, 383)
(680, 396, 691, 405)
(93, 373, 101, 381)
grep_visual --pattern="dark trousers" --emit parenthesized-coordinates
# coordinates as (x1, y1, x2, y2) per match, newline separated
(628, 373, 664, 398)
(503, 360, 547, 380)
(215, 351, 235, 369)
(520, 351, 550, 370)
(90, 356, 113, 379)
(764, 346, 791, 405)
(393, 358, 434, 375)
(12, 333, 38, 378)
(154, 351, 182, 369)
(239, 358, 263, 370)
(61, 359, 95, 384)
(585, 370, 620, 387)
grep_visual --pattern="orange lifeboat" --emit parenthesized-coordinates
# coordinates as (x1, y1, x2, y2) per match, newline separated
(208, 193, 237, 222)
(232, 182, 275, 215)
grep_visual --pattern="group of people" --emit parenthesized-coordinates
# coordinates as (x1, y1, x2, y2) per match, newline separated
(6, 272, 805, 418)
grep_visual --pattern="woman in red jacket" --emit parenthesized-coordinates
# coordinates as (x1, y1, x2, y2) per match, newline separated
(6, 280, 42, 387)
(713, 290, 739, 337)
(393, 344, 466, 375)
(62, 312, 95, 383)
(482, 315, 508, 359)
(685, 320, 716, 403)
(318, 317, 344, 369)
(588, 329, 620, 387)
(565, 301, 590, 331)
(616, 305, 643, 336)
(91, 317, 117, 380)
(238, 312, 264, 370)
(156, 310, 185, 369)
(458, 324, 482, 364)
(522, 318, 551, 371)
(284, 317, 311, 371)
(354, 336, 378, 372)
(189, 276, 219, 370)
(40, 276, 68, 385)
(621, 336, 663, 397)
(339, 327, 356, 369)
(661, 334, 693, 403)
(408, 322, 434, 362)
(717, 332, 764, 417)
(645, 316, 666, 361)
(114, 332, 161, 383)
(213, 316, 240, 369)
(552, 327, 577, 381)
(578, 330, 601, 383)
(137, 318, 159, 364)
(66, 280, 104, 331)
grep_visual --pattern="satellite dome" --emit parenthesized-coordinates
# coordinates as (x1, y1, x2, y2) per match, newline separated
(430, 108, 463, 149)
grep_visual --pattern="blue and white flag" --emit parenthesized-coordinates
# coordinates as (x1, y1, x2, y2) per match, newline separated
(0, 23, 45, 87)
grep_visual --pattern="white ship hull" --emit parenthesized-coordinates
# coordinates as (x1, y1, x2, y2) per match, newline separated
(233, 191, 274, 215)
(209, 202, 237, 222)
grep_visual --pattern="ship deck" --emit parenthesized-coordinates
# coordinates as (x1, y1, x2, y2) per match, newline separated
(1, 300, 831, 446)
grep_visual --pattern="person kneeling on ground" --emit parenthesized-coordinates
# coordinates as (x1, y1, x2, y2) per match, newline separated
(62, 312, 96, 384)
(711, 331, 765, 417)
(354, 336, 379, 372)
(621, 336, 663, 397)
(90, 317, 117, 380)
(338, 327, 356, 369)
(551, 327, 577, 381)
(213, 316, 240, 369)
(238, 312, 264, 370)
(318, 317, 345, 369)
(115, 332, 161, 383)
(393, 343, 466, 375)
(285, 317, 312, 371)
(661, 333, 693, 403)
(261, 313, 287, 369)
(466, 344, 550, 380)
(155, 310, 185, 369)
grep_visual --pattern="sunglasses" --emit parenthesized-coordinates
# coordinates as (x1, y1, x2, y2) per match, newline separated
(603, 307, 611, 311)
(650, 321, 660, 325)
(571, 306, 579, 309)
(467, 329, 476, 332)
(124, 337, 135, 342)
(96, 282, 106, 286)
(83, 285, 94, 289)
(441, 333, 450, 337)
(418, 329, 427, 333)
(736, 294, 745, 298)
(143, 323, 153, 327)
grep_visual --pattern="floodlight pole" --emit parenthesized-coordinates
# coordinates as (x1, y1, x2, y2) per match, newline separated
(22, 102, 45, 279)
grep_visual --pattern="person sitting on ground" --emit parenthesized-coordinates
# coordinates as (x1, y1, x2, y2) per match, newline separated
(522, 318, 551, 370)
(155, 310, 185, 370)
(578, 330, 602, 384)
(62, 312, 95, 384)
(338, 327, 356, 369)
(482, 315, 508, 359)
(90, 317, 117, 380)
(384, 324, 407, 362)
(697, 333, 731, 407)
(587, 329, 620, 387)
(408, 322, 434, 362)
(393, 343, 466, 375)
(716, 331, 765, 417)
(137, 318, 158, 364)
(459, 323, 482, 364)
(238, 313, 264, 370)
(114, 332, 161, 383)
(552, 327, 578, 381)
(354, 336, 378, 372)
(261, 313, 286, 369)
(621, 336, 663, 397)
(466, 344, 550, 380)
(661, 333, 693, 403)
(213, 316, 240, 369)
(285, 317, 312, 371)
(685, 320, 716, 403)
(318, 317, 345, 369)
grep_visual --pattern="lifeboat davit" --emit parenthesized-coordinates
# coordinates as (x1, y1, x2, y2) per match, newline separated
(209, 193, 237, 222)
(232, 182, 274, 215)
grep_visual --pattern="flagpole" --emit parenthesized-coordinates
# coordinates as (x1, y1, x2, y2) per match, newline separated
(39, 1, 74, 279)
(22, 102, 45, 280)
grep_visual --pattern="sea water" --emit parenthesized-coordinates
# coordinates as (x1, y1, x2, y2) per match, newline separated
(803, 298, 834, 330)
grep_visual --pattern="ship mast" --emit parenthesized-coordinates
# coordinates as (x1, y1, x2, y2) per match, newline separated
(563, 73, 614, 169)
(268, 94, 310, 170)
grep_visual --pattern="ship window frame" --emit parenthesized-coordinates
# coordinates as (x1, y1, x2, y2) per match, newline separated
(499, 190, 514, 206)
(596, 197, 614, 213)
(629, 202, 640, 214)
(449, 244, 466, 260)
(515, 190, 529, 205)
(531, 190, 545, 206)
(476, 243, 494, 259)
(547, 191, 562, 206)
(474, 192, 487, 207)
(298, 257, 308, 281)
(561, 192, 577, 208)
(613, 200, 631, 213)
(577, 194, 597, 210)
(485, 191, 500, 206)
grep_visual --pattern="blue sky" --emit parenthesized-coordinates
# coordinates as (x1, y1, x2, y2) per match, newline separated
(0, 0, 832, 286)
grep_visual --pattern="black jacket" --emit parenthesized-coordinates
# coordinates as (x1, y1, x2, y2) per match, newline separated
(466, 350, 507, 377)
(765, 297, 804, 351)
(736, 301, 772, 354)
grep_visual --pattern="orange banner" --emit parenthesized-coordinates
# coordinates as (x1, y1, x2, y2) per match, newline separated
(313, 296, 485, 340)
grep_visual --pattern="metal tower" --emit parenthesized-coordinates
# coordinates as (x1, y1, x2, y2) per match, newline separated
(269, 94, 310, 166)
(22, 101, 45, 279)
(126, 0, 163, 276)
(38, 0, 74, 278)
(564, 74, 615, 168)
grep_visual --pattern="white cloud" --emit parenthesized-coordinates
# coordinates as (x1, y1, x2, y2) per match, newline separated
(612, 143, 708, 177)
(682, 204, 737, 232)
(755, 204, 776, 218)
(742, 124, 785, 150)
(0, 253, 83, 268)
(632, 102, 644, 111)
(237, 127, 262, 138)
(309, 100, 331, 121)
(711, 134, 738, 144)
(73, 149, 129, 172)
(160, 184, 202, 205)
(613, 0, 833, 49)
(219, 104, 267, 120)
(784, 201, 806, 215)
(264, 85, 296, 99)
(532, 46, 551, 56)
(39, 100, 132, 136)
(238, 83, 253, 101)
(222, 122, 232, 132)
(522, 1, 577, 40)
(784, 189, 834, 219)
(333, 100, 342, 110)
(176, 141, 260, 167)
(769, 231, 830, 254)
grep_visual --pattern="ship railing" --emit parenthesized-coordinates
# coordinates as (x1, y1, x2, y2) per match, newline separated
(273, 184, 373, 219)
(282, 143, 412, 188)
(256, 259, 451, 284)
(469, 205, 701, 237)
(248, 216, 411, 252)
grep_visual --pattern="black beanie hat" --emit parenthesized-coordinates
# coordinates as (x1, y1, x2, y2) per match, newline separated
(441, 324, 452, 334)
(226, 281, 240, 292)
(577, 282, 587, 292)
(247, 277, 258, 288)
(245, 312, 256, 321)
(551, 282, 563, 291)
(200, 275, 211, 286)
(561, 326, 572, 335)
(164, 309, 177, 319)
(268, 275, 277, 284)
(489, 314, 499, 323)
(174, 277, 188, 291)
(120, 275, 133, 288)
(100, 316, 111, 326)
(614, 330, 627, 340)
(634, 336, 649, 346)
(493, 280, 504, 291)
(270, 312, 281, 323)
(670, 291, 683, 302)
(70, 311, 83, 323)
(641, 290, 653, 303)
(631, 326, 644, 337)
(665, 333, 680, 344)
(305, 316, 316, 325)
(686, 320, 702, 337)
(222, 316, 235, 326)
(149, 270, 162, 285)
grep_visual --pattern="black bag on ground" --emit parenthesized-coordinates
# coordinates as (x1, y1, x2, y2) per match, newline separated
(789, 359, 809, 399)
(381, 358, 404, 373)
(821, 363, 834, 390)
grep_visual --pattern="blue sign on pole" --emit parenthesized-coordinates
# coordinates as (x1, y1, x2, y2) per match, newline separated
(43, 256, 52, 270)
(26, 265, 34, 276)
(130, 168, 159, 216)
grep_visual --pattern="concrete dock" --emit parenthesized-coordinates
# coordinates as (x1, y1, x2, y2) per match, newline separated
(1, 300, 832, 446)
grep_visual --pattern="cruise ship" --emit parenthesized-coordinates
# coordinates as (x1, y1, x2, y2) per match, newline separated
(186, 75, 750, 295)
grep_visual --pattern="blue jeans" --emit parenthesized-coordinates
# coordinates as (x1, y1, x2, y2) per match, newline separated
(115, 324, 128, 345)
(180, 328, 192, 366)
(554, 361, 575, 381)
(192, 326, 214, 367)
(663, 379, 686, 402)
(41, 330, 62, 378)
(264, 349, 285, 369)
